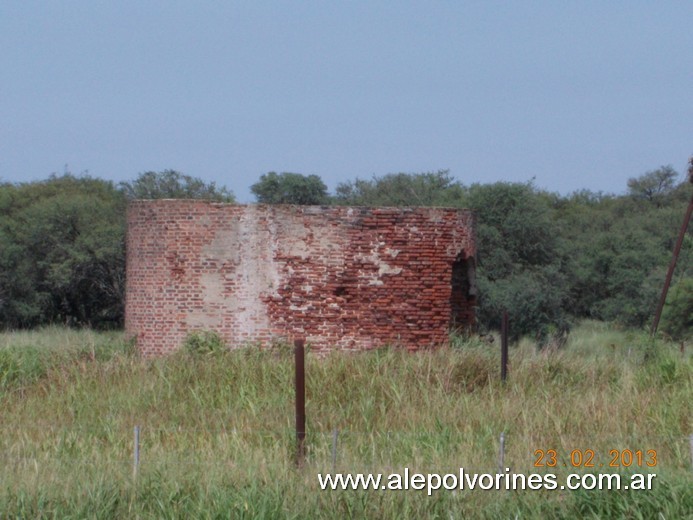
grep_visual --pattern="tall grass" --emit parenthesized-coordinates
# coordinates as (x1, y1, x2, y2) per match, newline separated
(0, 322, 691, 518)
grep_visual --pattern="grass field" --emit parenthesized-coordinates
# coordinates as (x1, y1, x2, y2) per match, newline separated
(0, 322, 691, 518)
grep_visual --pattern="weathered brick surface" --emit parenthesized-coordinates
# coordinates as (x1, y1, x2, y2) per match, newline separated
(125, 201, 476, 356)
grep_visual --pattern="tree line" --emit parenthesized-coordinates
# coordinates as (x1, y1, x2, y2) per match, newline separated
(1, 167, 690, 343)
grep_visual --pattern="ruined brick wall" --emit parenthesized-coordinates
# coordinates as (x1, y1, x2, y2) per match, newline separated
(125, 201, 476, 356)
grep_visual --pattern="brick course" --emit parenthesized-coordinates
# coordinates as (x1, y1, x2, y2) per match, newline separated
(125, 201, 476, 356)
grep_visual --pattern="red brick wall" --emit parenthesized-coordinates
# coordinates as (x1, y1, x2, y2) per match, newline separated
(125, 201, 476, 356)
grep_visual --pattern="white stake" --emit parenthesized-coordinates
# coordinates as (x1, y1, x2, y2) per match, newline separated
(499, 432, 505, 474)
(133, 425, 140, 478)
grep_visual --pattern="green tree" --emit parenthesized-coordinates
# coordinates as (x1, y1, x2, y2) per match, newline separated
(556, 177, 690, 328)
(250, 172, 328, 204)
(464, 181, 571, 342)
(0, 175, 126, 328)
(627, 165, 679, 207)
(120, 170, 234, 201)
(660, 277, 693, 341)
(334, 170, 462, 207)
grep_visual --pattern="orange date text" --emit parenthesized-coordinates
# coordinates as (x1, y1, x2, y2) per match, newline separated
(533, 449, 657, 468)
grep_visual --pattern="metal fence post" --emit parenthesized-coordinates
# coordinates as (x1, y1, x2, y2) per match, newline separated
(133, 425, 140, 478)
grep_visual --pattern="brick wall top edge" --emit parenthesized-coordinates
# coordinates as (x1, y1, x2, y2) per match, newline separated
(127, 200, 474, 214)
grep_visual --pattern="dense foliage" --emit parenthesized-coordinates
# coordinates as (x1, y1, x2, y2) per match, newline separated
(119, 169, 235, 201)
(333, 167, 692, 341)
(0, 171, 234, 329)
(1, 166, 690, 342)
(0, 175, 126, 328)
(250, 171, 328, 205)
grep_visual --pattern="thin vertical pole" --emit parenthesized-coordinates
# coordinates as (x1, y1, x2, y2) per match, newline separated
(651, 194, 693, 336)
(501, 311, 509, 383)
(133, 425, 140, 478)
(295, 338, 306, 467)
(499, 431, 505, 474)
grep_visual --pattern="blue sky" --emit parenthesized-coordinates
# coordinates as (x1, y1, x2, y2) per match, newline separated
(2, 1, 691, 202)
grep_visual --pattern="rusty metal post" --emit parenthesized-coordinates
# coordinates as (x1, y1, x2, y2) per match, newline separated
(294, 338, 306, 467)
(651, 193, 693, 336)
(501, 311, 509, 383)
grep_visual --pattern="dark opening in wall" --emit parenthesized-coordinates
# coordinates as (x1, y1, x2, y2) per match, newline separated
(450, 253, 477, 333)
